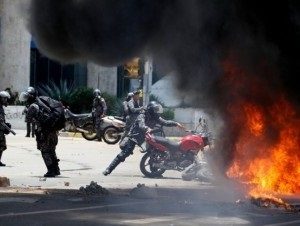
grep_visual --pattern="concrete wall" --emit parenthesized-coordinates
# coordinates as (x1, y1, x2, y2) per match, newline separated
(87, 63, 117, 96)
(150, 74, 185, 107)
(0, 0, 31, 94)
(4, 105, 26, 130)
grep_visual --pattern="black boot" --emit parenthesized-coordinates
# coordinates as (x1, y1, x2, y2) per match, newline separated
(42, 153, 56, 177)
(96, 129, 102, 142)
(103, 157, 121, 176)
(44, 168, 56, 177)
(26, 123, 31, 137)
(31, 123, 35, 137)
(0, 151, 5, 167)
(53, 159, 60, 176)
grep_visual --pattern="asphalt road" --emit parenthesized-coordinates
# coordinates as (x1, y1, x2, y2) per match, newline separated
(0, 130, 299, 226)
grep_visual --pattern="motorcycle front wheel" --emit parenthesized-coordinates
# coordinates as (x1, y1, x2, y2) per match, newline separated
(140, 152, 166, 178)
(103, 126, 121, 144)
(81, 123, 97, 141)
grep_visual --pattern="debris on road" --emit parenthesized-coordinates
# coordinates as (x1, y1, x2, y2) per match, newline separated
(250, 196, 297, 212)
(0, 177, 10, 187)
(78, 181, 109, 196)
(235, 199, 245, 205)
(129, 183, 159, 199)
(64, 182, 70, 186)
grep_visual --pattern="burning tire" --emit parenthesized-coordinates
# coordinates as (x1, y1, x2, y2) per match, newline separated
(81, 123, 97, 140)
(103, 126, 121, 144)
(140, 152, 166, 178)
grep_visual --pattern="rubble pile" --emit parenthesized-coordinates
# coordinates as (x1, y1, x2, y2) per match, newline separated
(78, 181, 109, 196)
(129, 183, 158, 199)
(0, 177, 10, 187)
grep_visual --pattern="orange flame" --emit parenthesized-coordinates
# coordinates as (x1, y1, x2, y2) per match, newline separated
(223, 56, 300, 199)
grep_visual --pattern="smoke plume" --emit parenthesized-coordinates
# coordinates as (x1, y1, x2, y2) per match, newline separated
(28, 0, 300, 172)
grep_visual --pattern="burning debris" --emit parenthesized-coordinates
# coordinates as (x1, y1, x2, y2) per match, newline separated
(79, 181, 109, 196)
(223, 56, 300, 209)
(250, 196, 300, 212)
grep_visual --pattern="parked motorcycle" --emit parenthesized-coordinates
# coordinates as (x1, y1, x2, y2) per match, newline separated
(64, 108, 125, 144)
(140, 128, 211, 178)
(101, 116, 126, 144)
(64, 108, 94, 138)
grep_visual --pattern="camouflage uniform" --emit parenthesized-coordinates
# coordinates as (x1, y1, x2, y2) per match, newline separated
(0, 105, 7, 164)
(92, 96, 107, 140)
(26, 103, 60, 177)
(121, 98, 143, 140)
(103, 111, 178, 175)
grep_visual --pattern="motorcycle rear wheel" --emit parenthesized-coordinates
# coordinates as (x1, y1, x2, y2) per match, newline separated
(103, 126, 121, 144)
(140, 152, 166, 178)
(81, 123, 97, 141)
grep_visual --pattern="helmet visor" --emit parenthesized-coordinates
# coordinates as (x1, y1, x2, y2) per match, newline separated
(19, 92, 29, 102)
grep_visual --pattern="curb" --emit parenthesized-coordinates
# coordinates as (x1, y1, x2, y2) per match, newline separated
(58, 131, 83, 138)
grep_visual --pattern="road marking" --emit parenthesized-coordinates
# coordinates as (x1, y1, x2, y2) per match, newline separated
(0, 201, 148, 218)
(0, 197, 38, 204)
(264, 220, 300, 226)
(122, 216, 186, 224)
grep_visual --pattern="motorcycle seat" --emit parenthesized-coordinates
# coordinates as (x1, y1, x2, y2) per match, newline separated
(152, 136, 180, 151)
(114, 116, 125, 122)
(67, 110, 91, 119)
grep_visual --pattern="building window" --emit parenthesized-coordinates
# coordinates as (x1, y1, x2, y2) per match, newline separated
(30, 41, 87, 89)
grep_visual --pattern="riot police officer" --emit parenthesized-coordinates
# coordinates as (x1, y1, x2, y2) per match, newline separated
(19, 87, 61, 177)
(103, 101, 185, 176)
(122, 92, 133, 121)
(92, 89, 107, 141)
(0, 91, 11, 166)
(123, 90, 143, 137)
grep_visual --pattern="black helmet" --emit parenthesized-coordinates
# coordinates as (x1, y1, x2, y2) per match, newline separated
(146, 101, 163, 117)
(19, 87, 37, 103)
(0, 91, 10, 107)
(27, 87, 37, 97)
(26, 103, 40, 119)
(126, 92, 134, 101)
(93, 89, 101, 97)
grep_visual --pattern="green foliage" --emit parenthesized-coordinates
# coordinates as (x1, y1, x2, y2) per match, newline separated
(161, 108, 175, 120)
(68, 87, 94, 113)
(149, 94, 175, 120)
(37, 82, 122, 114)
(101, 92, 123, 116)
(38, 79, 75, 106)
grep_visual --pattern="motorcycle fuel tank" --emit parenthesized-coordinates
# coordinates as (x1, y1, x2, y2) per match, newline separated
(180, 135, 204, 152)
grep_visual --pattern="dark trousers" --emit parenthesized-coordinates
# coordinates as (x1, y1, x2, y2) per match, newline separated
(105, 137, 136, 174)
(26, 122, 36, 137)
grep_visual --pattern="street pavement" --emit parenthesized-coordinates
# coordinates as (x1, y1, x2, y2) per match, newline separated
(0, 130, 300, 226)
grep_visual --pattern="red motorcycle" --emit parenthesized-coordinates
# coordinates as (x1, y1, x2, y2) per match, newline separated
(139, 129, 211, 178)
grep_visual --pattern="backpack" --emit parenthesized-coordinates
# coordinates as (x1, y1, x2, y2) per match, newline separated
(36, 96, 66, 131)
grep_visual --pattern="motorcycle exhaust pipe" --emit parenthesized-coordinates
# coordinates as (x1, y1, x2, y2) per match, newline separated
(76, 128, 91, 133)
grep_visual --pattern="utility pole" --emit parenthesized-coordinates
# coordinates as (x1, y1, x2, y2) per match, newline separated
(142, 58, 153, 106)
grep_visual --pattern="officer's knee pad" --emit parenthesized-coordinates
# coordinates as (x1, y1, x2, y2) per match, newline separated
(117, 150, 132, 162)
(117, 153, 126, 162)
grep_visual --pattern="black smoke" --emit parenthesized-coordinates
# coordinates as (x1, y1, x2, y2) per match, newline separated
(28, 0, 300, 172)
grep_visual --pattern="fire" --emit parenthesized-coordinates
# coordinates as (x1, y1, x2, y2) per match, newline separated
(222, 56, 300, 200)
